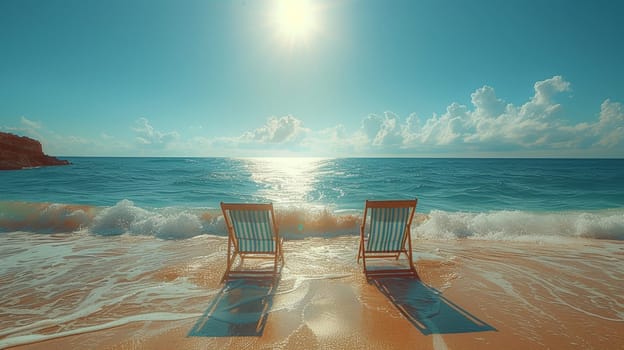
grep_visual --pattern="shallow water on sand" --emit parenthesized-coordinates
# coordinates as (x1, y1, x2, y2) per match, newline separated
(1, 232, 622, 349)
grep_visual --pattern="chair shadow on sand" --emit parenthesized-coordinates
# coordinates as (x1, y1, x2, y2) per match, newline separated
(370, 275, 496, 335)
(188, 276, 279, 337)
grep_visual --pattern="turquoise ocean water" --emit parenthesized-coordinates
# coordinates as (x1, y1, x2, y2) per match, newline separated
(1, 157, 623, 240)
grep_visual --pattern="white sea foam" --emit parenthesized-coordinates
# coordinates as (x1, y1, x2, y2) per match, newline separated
(1, 200, 623, 241)
(1, 227, 622, 348)
(0, 232, 221, 349)
(91, 200, 206, 238)
(415, 209, 624, 241)
(0, 312, 201, 349)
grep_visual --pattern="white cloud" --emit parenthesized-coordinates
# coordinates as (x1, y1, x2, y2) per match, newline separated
(358, 112, 404, 147)
(471, 85, 506, 118)
(239, 115, 308, 144)
(207, 115, 312, 156)
(20, 116, 42, 130)
(531, 75, 571, 106)
(420, 103, 470, 146)
(461, 76, 572, 148)
(2, 76, 621, 157)
(133, 117, 179, 147)
(319, 75, 622, 156)
(0, 116, 43, 139)
(593, 99, 624, 148)
(254, 75, 618, 157)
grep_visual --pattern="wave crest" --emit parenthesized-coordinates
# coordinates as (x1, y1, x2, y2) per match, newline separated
(0, 202, 93, 233)
(92, 200, 206, 239)
(2, 200, 623, 241)
(416, 210, 624, 240)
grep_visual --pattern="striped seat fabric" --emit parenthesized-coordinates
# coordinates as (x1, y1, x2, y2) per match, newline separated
(229, 210, 276, 252)
(366, 206, 411, 252)
(220, 202, 284, 282)
(357, 199, 418, 277)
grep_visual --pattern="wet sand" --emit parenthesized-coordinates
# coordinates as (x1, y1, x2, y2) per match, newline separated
(2, 234, 623, 349)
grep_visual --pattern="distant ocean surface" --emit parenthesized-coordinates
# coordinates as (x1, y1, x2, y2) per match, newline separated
(1, 157, 623, 240)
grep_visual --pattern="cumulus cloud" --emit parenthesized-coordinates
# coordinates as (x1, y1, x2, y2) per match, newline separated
(470, 86, 506, 118)
(593, 99, 624, 148)
(518, 75, 570, 121)
(174, 86, 621, 157)
(239, 115, 308, 144)
(3, 76, 621, 157)
(217, 115, 309, 149)
(531, 75, 571, 106)
(458, 76, 573, 148)
(358, 112, 404, 147)
(134, 117, 179, 146)
(310, 75, 622, 156)
(207, 115, 311, 156)
(420, 102, 470, 146)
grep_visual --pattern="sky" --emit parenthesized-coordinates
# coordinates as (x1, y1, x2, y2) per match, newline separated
(1, 0, 623, 157)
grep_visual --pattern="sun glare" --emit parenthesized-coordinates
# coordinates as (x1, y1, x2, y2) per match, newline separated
(272, 0, 320, 46)
(246, 157, 325, 205)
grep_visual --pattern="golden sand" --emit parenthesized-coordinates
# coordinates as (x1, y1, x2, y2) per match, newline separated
(3, 236, 623, 350)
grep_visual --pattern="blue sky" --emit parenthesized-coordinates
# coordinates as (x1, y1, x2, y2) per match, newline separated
(1, 0, 623, 157)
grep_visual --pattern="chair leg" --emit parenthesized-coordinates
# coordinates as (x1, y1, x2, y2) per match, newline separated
(222, 239, 235, 282)
(406, 234, 416, 275)
(273, 252, 278, 275)
(357, 238, 363, 263)
(358, 236, 370, 275)
(273, 239, 284, 277)
(361, 248, 367, 274)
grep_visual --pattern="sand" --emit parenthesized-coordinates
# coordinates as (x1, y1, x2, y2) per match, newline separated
(1, 235, 623, 350)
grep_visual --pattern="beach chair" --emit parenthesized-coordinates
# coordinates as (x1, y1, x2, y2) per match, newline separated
(357, 199, 418, 277)
(220, 202, 284, 281)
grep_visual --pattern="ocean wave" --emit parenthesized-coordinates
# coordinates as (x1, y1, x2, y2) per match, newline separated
(91, 199, 205, 239)
(0, 201, 94, 233)
(416, 209, 624, 241)
(1, 200, 623, 241)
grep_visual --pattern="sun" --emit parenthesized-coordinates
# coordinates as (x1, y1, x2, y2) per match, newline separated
(271, 0, 320, 46)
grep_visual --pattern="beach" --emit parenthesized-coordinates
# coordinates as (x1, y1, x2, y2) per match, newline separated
(1, 157, 623, 349)
(2, 232, 622, 349)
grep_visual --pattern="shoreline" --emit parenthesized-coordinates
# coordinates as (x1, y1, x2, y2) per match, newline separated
(2, 235, 622, 349)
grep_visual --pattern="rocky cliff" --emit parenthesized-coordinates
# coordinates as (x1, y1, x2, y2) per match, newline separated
(0, 132, 70, 170)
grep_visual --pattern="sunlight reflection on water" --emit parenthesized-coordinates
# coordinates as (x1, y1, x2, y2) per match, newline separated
(243, 157, 326, 206)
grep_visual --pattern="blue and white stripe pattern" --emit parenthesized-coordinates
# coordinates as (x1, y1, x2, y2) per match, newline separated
(366, 207, 411, 252)
(229, 209, 275, 252)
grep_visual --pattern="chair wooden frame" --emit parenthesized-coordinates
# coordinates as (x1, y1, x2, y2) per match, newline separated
(220, 202, 284, 282)
(357, 199, 418, 277)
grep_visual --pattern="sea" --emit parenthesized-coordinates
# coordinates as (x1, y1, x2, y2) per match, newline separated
(1, 157, 623, 240)
(1, 157, 623, 348)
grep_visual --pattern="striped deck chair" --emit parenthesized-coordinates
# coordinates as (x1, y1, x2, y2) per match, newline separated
(220, 203, 284, 281)
(357, 199, 418, 277)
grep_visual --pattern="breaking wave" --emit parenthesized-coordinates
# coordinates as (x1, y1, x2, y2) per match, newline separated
(416, 209, 624, 241)
(1, 200, 623, 241)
